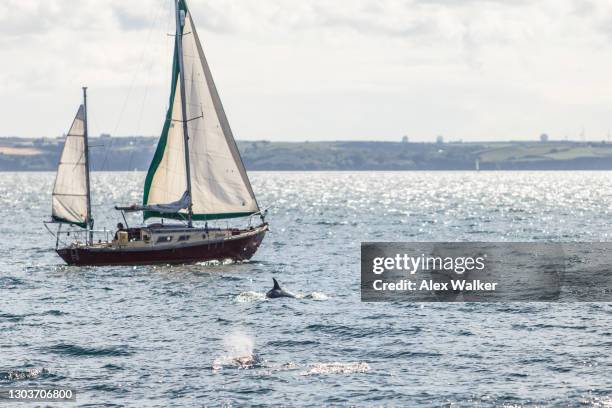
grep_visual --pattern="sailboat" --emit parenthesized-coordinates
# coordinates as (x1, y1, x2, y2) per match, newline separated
(47, 0, 268, 266)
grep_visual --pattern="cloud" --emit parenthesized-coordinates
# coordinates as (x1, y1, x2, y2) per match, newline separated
(0, 1, 60, 39)
(412, 0, 530, 6)
(2, 0, 612, 142)
(113, 6, 153, 31)
(295, 2, 435, 38)
(572, 0, 596, 17)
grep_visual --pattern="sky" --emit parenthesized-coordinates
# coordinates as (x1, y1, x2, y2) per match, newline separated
(3, 0, 612, 142)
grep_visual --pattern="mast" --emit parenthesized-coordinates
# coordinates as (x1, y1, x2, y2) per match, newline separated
(82, 87, 94, 245)
(175, 0, 194, 227)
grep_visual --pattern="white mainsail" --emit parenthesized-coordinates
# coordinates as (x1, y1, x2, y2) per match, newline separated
(143, 1, 259, 221)
(52, 105, 89, 227)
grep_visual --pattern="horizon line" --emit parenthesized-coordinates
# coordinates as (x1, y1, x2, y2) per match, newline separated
(0, 135, 609, 144)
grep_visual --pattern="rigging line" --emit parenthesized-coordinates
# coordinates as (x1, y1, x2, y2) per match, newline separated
(129, 2, 168, 172)
(163, 0, 173, 112)
(102, 0, 165, 172)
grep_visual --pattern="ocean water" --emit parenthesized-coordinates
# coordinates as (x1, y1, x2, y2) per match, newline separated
(1, 171, 611, 406)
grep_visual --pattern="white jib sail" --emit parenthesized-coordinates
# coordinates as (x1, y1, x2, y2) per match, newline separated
(144, 7, 259, 220)
(52, 105, 89, 227)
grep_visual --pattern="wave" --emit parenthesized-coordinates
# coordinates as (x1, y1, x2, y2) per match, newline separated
(0, 368, 49, 381)
(195, 259, 240, 267)
(374, 350, 442, 359)
(314, 221, 348, 226)
(102, 364, 124, 371)
(0, 277, 26, 288)
(301, 362, 370, 376)
(45, 343, 133, 357)
(40, 310, 68, 316)
(267, 339, 320, 347)
(0, 313, 26, 322)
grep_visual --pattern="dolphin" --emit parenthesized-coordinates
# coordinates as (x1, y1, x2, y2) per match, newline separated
(232, 354, 263, 369)
(266, 278, 296, 299)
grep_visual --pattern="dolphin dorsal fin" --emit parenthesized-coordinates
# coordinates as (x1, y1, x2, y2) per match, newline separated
(272, 278, 281, 290)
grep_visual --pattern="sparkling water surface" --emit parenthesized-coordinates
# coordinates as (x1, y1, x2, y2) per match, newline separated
(1, 171, 611, 406)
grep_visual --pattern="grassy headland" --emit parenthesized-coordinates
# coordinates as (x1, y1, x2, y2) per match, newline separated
(2, 136, 612, 171)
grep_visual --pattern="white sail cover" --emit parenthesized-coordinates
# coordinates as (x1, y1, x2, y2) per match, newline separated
(52, 105, 89, 227)
(143, 4, 259, 221)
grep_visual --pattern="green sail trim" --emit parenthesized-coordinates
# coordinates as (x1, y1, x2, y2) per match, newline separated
(142, 6, 182, 222)
(51, 215, 87, 229)
(144, 211, 256, 222)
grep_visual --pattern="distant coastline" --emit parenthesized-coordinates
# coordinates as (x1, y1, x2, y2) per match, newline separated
(3, 136, 612, 171)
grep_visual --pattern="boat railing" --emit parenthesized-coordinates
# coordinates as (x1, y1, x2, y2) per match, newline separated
(248, 207, 270, 225)
(44, 223, 113, 249)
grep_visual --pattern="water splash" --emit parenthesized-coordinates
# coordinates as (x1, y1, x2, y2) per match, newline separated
(580, 395, 612, 407)
(1, 368, 49, 381)
(234, 291, 267, 303)
(212, 332, 262, 370)
(224, 332, 254, 356)
(303, 292, 328, 300)
(234, 291, 328, 302)
(302, 362, 370, 376)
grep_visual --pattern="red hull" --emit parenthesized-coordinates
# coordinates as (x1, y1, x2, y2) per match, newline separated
(57, 229, 266, 266)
